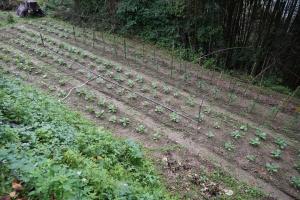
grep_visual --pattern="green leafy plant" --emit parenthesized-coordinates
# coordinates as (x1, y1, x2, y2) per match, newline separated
(115, 66, 123, 72)
(290, 176, 300, 189)
(140, 86, 149, 93)
(211, 87, 220, 99)
(249, 137, 261, 146)
(224, 141, 235, 151)
(95, 110, 105, 118)
(109, 115, 117, 123)
(173, 90, 180, 98)
(127, 93, 137, 100)
(269, 106, 279, 118)
(186, 96, 195, 107)
(119, 117, 130, 127)
(6, 13, 15, 24)
(207, 131, 215, 139)
(271, 149, 282, 159)
(239, 124, 248, 132)
(135, 75, 144, 83)
(255, 129, 267, 140)
(163, 85, 171, 94)
(152, 132, 162, 141)
(85, 106, 95, 114)
(155, 106, 164, 113)
(127, 79, 135, 88)
(274, 137, 287, 149)
(213, 121, 221, 129)
(151, 82, 158, 89)
(231, 130, 242, 139)
(136, 124, 146, 134)
(294, 160, 300, 172)
(108, 103, 117, 113)
(195, 112, 205, 122)
(265, 163, 279, 174)
(169, 112, 180, 123)
(228, 92, 238, 105)
(98, 98, 107, 107)
(246, 155, 256, 162)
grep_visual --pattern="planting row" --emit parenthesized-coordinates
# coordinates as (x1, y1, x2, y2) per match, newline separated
(25, 22, 300, 138)
(1, 31, 299, 197)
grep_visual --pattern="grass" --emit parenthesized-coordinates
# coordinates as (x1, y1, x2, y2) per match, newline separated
(0, 74, 174, 199)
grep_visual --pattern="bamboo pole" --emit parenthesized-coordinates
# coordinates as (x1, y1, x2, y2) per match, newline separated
(39, 33, 44, 47)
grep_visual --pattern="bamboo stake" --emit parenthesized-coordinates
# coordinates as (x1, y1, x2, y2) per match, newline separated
(101, 32, 105, 52)
(92, 30, 95, 48)
(197, 99, 204, 134)
(72, 26, 76, 41)
(39, 33, 44, 47)
(142, 43, 145, 62)
(123, 38, 127, 59)
(113, 35, 117, 57)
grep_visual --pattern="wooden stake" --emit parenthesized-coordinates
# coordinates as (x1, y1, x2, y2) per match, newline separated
(179, 57, 182, 73)
(113, 35, 117, 57)
(83, 27, 86, 43)
(102, 32, 105, 52)
(210, 70, 214, 82)
(123, 38, 127, 59)
(216, 71, 223, 86)
(92, 30, 95, 48)
(39, 33, 44, 47)
(142, 43, 145, 62)
(153, 48, 157, 70)
(72, 26, 76, 41)
(197, 99, 204, 134)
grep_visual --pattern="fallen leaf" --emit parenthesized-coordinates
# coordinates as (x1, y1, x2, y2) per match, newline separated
(12, 180, 23, 192)
(9, 191, 16, 198)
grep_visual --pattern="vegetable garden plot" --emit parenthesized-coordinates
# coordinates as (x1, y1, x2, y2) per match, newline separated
(24, 20, 300, 140)
(1, 18, 300, 199)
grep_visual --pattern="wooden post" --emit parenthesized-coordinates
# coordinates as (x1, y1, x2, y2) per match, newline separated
(83, 27, 86, 43)
(39, 33, 44, 47)
(113, 35, 117, 57)
(231, 79, 237, 92)
(72, 26, 76, 41)
(153, 48, 157, 70)
(92, 30, 95, 48)
(123, 38, 127, 59)
(142, 43, 145, 62)
(197, 63, 201, 79)
(179, 57, 182, 73)
(210, 70, 214, 83)
(197, 99, 204, 134)
(171, 41, 174, 74)
(101, 32, 105, 52)
(216, 71, 223, 87)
